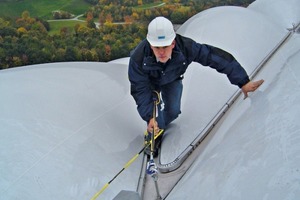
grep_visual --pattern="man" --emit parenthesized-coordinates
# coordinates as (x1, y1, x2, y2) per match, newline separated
(128, 16, 264, 155)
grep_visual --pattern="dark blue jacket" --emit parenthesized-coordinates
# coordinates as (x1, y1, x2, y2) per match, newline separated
(128, 34, 250, 122)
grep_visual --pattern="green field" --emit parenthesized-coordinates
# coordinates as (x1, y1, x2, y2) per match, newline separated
(48, 20, 86, 35)
(0, 0, 92, 19)
(134, 2, 165, 10)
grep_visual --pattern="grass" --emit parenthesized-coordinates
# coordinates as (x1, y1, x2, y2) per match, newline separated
(48, 20, 86, 35)
(133, 2, 165, 10)
(0, 0, 92, 19)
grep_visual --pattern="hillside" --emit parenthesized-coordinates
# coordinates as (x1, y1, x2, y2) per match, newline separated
(0, 0, 92, 19)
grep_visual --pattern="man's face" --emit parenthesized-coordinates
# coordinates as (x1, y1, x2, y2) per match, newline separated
(150, 40, 175, 63)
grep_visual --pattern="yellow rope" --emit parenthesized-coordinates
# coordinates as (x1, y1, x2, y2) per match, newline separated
(90, 129, 164, 200)
(91, 90, 161, 199)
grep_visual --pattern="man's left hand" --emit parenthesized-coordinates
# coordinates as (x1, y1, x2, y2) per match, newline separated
(242, 79, 264, 99)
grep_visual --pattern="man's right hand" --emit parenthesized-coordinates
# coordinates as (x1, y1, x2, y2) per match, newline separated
(147, 118, 160, 135)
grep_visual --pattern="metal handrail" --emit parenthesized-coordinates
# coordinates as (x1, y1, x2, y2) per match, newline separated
(157, 24, 298, 173)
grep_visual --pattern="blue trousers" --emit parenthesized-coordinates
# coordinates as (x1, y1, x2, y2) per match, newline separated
(156, 79, 183, 129)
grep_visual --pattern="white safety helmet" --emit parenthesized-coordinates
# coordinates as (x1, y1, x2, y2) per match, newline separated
(146, 16, 176, 47)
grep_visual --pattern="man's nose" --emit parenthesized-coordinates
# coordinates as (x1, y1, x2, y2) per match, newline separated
(158, 48, 165, 54)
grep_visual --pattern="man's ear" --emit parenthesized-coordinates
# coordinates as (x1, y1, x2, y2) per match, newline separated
(171, 40, 176, 49)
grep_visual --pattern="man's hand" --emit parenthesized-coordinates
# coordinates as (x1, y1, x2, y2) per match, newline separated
(242, 79, 264, 99)
(147, 118, 160, 135)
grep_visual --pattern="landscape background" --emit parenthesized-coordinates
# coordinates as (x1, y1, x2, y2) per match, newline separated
(0, 0, 254, 69)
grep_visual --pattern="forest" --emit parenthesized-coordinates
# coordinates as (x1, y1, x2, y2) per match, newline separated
(0, 0, 255, 69)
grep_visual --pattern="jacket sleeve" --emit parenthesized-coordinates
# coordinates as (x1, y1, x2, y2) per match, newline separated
(190, 41, 250, 88)
(128, 57, 154, 122)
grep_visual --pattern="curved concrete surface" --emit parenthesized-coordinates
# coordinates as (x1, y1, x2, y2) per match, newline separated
(0, 0, 299, 199)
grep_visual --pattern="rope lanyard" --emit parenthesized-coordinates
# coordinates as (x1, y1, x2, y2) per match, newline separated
(90, 91, 162, 200)
(151, 90, 160, 158)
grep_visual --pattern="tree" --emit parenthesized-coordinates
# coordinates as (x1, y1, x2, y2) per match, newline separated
(22, 11, 30, 21)
(132, 12, 139, 20)
(0, 47, 7, 69)
(124, 15, 133, 24)
(65, 46, 77, 61)
(54, 48, 66, 62)
(86, 11, 96, 29)
(98, 11, 105, 25)
(17, 27, 27, 35)
(104, 44, 111, 61)
(105, 14, 113, 23)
